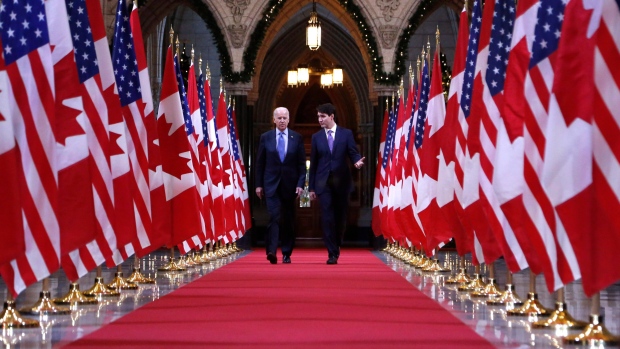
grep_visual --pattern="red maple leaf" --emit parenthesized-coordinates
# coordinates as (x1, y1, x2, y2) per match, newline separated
(109, 130, 125, 157)
(158, 114, 193, 180)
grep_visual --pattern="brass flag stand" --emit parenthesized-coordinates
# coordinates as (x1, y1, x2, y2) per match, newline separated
(470, 262, 502, 298)
(446, 256, 471, 285)
(0, 293, 39, 328)
(54, 282, 98, 306)
(126, 256, 156, 284)
(106, 265, 138, 290)
(457, 265, 487, 292)
(157, 247, 186, 272)
(83, 266, 120, 297)
(19, 278, 71, 316)
(507, 271, 550, 318)
(563, 293, 619, 346)
(487, 270, 523, 307)
(532, 287, 587, 330)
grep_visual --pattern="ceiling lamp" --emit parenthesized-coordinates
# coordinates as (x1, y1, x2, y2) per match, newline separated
(332, 65, 343, 86)
(287, 68, 298, 87)
(320, 73, 333, 88)
(306, 1, 321, 51)
(297, 64, 309, 85)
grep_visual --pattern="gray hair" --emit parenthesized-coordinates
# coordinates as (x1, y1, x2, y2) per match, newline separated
(273, 107, 289, 118)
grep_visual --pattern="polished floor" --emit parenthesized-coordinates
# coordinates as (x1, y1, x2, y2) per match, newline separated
(0, 247, 619, 348)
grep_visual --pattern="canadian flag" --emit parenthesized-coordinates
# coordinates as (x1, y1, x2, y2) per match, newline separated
(157, 45, 203, 247)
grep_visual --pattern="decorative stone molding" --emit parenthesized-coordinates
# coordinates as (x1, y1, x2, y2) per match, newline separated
(225, 0, 250, 24)
(378, 25, 398, 49)
(376, 0, 400, 22)
(228, 24, 248, 48)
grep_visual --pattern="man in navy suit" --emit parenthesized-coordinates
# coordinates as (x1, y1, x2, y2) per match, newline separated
(255, 107, 306, 264)
(309, 103, 365, 264)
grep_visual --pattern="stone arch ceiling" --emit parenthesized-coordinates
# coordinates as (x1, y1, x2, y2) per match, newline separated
(255, 18, 370, 128)
(135, 0, 466, 86)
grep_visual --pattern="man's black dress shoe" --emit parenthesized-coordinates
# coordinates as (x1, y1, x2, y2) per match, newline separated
(267, 253, 277, 264)
(283, 255, 291, 264)
(326, 257, 338, 265)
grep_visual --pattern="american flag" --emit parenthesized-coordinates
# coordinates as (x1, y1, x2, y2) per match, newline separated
(128, 1, 168, 257)
(0, 0, 60, 296)
(457, 0, 503, 266)
(520, 0, 577, 292)
(157, 45, 202, 247)
(111, 0, 156, 259)
(470, 0, 530, 273)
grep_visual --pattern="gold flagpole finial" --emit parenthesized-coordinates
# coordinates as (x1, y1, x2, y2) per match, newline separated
(175, 37, 180, 59)
(199, 54, 202, 73)
(206, 62, 211, 81)
(169, 27, 174, 47)
(191, 45, 195, 64)
(436, 26, 441, 56)
(391, 92, 395, 111)
(464, 0, 468, 12)
(385, 97, 389, 111)
(416, 54, 421, 83)
(426, 37, 431, 66)
(220, 76, 224, 94)
(133, 0, 138, 8)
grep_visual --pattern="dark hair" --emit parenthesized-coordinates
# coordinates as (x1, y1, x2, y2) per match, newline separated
(316, 103, 336, 118)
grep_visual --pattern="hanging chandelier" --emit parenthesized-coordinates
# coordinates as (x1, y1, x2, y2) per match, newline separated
(306, 1, 321, 51)
(287, 60, 343, 88)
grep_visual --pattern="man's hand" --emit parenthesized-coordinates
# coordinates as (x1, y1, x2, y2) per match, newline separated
(309, 191, 316, 201)
(296, 187, 304, 198)
(256, 187, 264, 199)
(354, 157, 365, 169)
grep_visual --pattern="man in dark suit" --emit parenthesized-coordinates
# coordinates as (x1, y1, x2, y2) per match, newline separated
(309, 103, 365, 264)
(255, 107, 306, 264)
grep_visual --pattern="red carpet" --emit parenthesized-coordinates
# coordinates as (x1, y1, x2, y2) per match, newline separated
(63, 249, 495, 348)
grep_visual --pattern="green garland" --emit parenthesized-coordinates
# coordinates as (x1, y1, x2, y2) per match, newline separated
(144, 0, 442, 86)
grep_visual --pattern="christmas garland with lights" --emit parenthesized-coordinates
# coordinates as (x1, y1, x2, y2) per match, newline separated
(158, 0, 450, 86)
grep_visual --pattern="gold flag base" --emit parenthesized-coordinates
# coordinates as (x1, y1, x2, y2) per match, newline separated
(106, 272, 139, 290)
(532, 302, 588, 330)
(446, 268, 471, 284)
(83, 277, 120, 297)
(53, 283, 98, 306)
(192, 252, 204, 265)
(233, 242, 243, 252)
(487, 284, 523, 306)
(126, 268, 156, 284)
(422, 259, 451, 273)
(563, 315, 619, 346)
(457, 274, 487, 292)
(471, 278, 502, 298)
(199, 249, 211, 264)
(0, 300, 39, 328)
(507, 292, 551, 317)
(157, 258, 186, 272)
(18, 291, 71, 316)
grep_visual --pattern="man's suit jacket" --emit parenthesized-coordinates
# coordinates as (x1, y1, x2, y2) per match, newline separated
(255, 129, 306, 198)
(309, 126, 362, 195)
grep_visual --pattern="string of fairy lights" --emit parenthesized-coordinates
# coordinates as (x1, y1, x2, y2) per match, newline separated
(158, 0, 452, 89)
